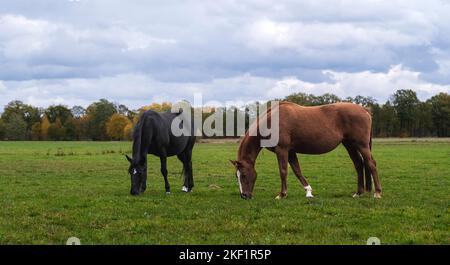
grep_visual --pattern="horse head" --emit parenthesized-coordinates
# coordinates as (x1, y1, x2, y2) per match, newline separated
(126, 154, 145, 196)
(230, 160, 257, 200)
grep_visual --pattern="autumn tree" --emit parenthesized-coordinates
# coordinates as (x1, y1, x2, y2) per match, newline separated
(73, 115, 89, 140)
(106, 114, 131, 140)
(40, 115, 50, 140)
(31, 122, 42, 140)
(123, 122, 134, 140)
(47, 118, 66, 140)
(140, 102, 172, 113)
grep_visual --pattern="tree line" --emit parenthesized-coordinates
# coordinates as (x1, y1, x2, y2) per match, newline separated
(284, 89, 449, 137)
(0, 89, 448, 140)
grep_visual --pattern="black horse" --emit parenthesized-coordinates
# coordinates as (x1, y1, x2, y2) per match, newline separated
(125, 109, 196, 195)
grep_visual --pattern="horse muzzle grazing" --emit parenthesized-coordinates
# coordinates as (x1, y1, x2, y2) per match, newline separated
(240, 192, 252, 200)
(130, 189, 140, 196)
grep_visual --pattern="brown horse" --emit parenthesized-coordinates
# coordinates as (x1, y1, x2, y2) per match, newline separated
(230, 101, 382, 200)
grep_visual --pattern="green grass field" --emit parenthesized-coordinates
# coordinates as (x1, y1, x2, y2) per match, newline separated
(0, 140, 449, 245)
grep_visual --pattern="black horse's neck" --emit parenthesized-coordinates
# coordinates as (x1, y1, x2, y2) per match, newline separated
(132, 117, 151, 166)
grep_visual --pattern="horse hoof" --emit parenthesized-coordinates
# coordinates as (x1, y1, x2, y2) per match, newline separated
(166, 192, 171, 195)
(306, 193, 314, 198)
(352, 193, 360, 198)
(181, 186, 189, 192)
(374, 193, 382, 199)
(275, 194, 287, 200)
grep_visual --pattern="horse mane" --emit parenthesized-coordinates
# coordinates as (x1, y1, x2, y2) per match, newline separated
(132, 113, 150, 165)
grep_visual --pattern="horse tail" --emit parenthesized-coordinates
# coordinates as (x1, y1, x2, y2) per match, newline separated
(363, 109, 373, 192)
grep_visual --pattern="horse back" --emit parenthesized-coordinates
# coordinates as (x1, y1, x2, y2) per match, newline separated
(144, 111, 194, 156)
(274, 102, 371, 153)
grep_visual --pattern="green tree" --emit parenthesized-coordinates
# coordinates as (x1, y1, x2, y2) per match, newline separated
(4, 113, 27, 140)
(64, 117, 77, 140)
(2, 100, 41, 139)
(45, 105, 73, 124)
(314, 93, 341, 105)
(0, 118, 5, 140)
(378, 101, 399, 137)
(391, 89, 420, 137)
(428, 92, 450, 137)
(86, 99, 117, 140)
(348, 95, 377, 107)
(71, 105, 86, 118)
(284, 92, 316, 106)
(414, 102, 433, 137)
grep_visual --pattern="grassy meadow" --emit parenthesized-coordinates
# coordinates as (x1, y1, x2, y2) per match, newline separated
(0, 139, 449, 244)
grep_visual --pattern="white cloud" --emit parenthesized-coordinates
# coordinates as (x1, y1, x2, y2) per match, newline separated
(266, 65, 449, 101)
(0, 1, 449, 108)
(1, 65, 448, 110)
(238, 19, 430, 53)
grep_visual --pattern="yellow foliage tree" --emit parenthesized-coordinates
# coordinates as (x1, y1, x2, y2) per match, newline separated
(31, 122, 41, 140)
(40, 115, 50, 140)
(139, 102, 172, 113)
(123, 122, 134, 140)
(106, 114, 131, 140)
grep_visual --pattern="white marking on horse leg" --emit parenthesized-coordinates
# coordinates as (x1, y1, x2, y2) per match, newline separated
(304, 185, 314, 198)
(236, 170, 243, 194)
(353, 193, 360, 198)
(181, 186, 188, 192)
(166, 191, 171, 195)
(374, 192, 382, 199)
(275, 193, 287, 199)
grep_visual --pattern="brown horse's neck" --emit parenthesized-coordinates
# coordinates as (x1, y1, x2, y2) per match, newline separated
(237, 134, 262, 165)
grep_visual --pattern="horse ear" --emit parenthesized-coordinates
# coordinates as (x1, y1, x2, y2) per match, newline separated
(125, 155, 132, 163)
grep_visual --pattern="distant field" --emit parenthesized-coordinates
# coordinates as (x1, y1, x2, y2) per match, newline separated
(0, 140, 448, 244)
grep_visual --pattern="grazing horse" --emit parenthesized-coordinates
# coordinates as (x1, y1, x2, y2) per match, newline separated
(230, 101, 382, 200)
(126, 109, 196, 195)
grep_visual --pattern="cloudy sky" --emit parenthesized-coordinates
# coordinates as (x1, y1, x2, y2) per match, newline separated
(0, 0, 449, 110)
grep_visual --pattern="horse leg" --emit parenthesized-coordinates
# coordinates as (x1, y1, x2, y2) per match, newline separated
(358, 146, 382, 198)
(288, 150, 313, 198)
(343, 142, 365, 197)
(140, 163, 148, 193)
(364, 159, 373, 192)
(160, 156, 171, 194)
(275, 148, 289, 199)
(178, 152, 193, 192)
(185, 138, 195, 191)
